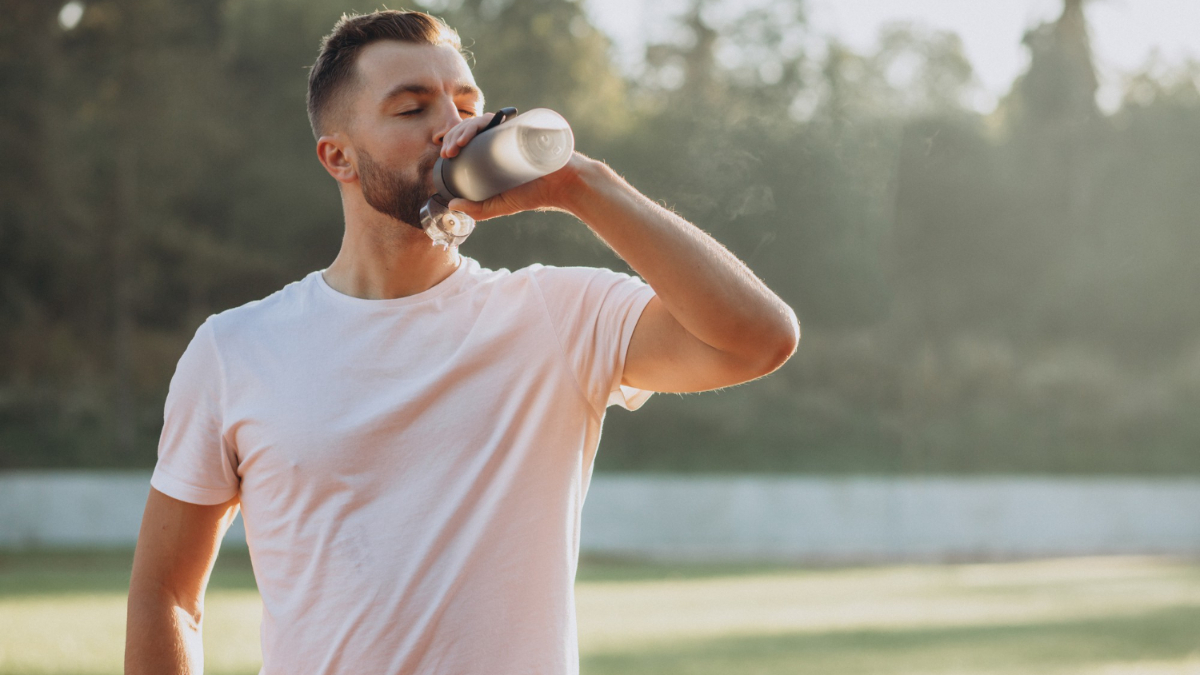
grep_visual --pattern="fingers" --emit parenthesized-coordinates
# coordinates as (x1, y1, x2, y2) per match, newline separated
(441, 113, 496, 159)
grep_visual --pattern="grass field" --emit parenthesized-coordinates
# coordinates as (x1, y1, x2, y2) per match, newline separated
(1, 550, 1198, 674)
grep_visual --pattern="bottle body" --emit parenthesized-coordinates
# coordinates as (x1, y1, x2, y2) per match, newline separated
(434, 108, 574, 202)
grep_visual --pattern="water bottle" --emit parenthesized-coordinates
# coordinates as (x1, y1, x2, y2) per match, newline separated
(420, 107, 575, 248)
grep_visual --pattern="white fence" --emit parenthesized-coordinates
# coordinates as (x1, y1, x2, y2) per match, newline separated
(3, 471, 1199, 562)
(583, 475, 1200, 562)
(0, 472, 247, 549)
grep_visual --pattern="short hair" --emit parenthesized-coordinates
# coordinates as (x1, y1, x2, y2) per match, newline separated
(306, 10, 463, 139)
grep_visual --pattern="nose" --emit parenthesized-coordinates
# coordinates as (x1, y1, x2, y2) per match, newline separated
(431, 100, 463, 147)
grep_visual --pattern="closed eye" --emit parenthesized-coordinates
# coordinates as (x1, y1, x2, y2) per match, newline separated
(397, 109, 474, 117)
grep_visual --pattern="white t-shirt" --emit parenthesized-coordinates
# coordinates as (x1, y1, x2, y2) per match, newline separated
(150, 256, 656, 675)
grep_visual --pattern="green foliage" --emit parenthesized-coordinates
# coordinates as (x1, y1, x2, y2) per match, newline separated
(1, 0, 1197, 473)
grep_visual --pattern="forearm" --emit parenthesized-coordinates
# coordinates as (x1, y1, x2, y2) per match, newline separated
(125, 589, 204, 674)
(562, 158, 798, 360)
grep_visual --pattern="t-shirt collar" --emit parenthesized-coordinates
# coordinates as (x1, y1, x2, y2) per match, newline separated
(313, 256, 476, 309)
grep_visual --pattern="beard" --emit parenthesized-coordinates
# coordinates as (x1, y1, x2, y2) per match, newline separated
(358, 149, 438, 230)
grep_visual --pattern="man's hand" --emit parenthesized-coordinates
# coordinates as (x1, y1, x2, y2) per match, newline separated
(438, 111, 495, 160)
(439, 111, 584, 221)
(446, 153, 586, 222)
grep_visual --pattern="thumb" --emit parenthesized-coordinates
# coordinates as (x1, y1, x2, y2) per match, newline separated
(447, 198, 481, 216)
(449, 195, 513, 221)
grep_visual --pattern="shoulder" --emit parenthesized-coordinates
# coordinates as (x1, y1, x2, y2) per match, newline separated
(508, 264, 654, 331)
(456, 259, 626, 296)
(511, 263, 644, 290)
(203, 272, 317, 344)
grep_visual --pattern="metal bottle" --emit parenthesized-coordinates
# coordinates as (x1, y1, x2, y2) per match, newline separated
(420, 107, 574, 248)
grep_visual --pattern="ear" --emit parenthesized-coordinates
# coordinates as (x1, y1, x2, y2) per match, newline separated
(316, 134, 357, 185)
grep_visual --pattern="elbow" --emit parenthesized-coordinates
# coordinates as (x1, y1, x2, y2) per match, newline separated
(750, 307, 800, 378)
(774, 308, 802, 369)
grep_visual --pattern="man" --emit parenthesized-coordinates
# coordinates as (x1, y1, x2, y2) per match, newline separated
(125, 10, 797, 675)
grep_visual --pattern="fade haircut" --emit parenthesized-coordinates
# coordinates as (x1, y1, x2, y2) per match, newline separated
(306, 10, 463, 139)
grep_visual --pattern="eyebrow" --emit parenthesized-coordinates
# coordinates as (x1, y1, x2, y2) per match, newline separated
(380, 82, 484, 108)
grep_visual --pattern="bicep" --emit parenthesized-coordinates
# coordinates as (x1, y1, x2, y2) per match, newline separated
(130, 487, 240, 609)
(621, 296, 761, 393)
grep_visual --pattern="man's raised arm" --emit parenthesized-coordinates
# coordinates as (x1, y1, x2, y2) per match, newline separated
(126, 488, 240, 675)
(449, 151, 799, 394)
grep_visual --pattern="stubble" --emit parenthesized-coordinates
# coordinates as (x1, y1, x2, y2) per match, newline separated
(358, 149, 438, 230)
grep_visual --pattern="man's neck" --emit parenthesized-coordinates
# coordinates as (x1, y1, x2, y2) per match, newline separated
(323, 204, 461, 301)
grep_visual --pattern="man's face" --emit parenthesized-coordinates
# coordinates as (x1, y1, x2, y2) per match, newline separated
(344, 41, 484, 228)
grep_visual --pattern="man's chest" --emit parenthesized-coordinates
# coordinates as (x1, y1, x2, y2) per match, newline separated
(220, 305, 585, 495)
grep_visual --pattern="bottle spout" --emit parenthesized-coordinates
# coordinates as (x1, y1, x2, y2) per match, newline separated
(420, 196, 475, 249)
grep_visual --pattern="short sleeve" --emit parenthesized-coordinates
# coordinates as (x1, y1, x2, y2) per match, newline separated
(528, 265, 657, 413)
(150, 318, 240, 505)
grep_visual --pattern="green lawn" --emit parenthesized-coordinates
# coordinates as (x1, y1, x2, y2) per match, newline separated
(1, 550, 1198, 674)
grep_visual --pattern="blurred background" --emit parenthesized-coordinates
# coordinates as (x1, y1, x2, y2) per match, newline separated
(2, 0, 1199, 672)
(3, 0, 1200, 474)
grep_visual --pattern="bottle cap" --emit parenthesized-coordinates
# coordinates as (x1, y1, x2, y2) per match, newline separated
(419, 196, 475, 249)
